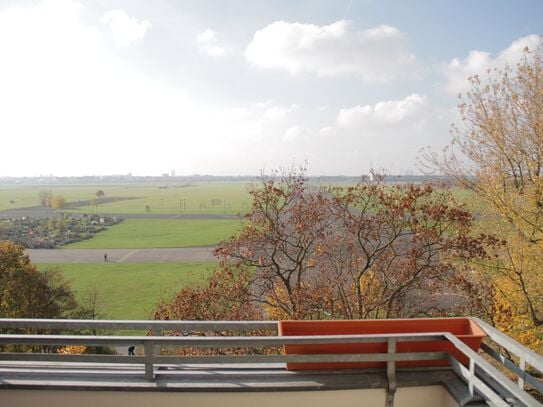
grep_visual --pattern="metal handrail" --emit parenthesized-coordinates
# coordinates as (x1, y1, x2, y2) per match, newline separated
(0, 318, 542, 407)
(444, 332, 541, 407)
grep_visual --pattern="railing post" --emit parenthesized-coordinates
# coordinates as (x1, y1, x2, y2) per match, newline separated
(152, 328, 161, 357)
(518, 357, 526, 389)
(144, 341, 154, 381)
(386, 337, 397, 407)
(468, 357, 474, 397)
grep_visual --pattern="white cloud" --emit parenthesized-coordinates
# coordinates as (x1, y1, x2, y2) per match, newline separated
(245, 20, 416, 79)
(276, 94, 446, 175)
(0, 1, 206, 176)
(0, 0, 454, 177)
(337, 94, 427, 129)
(204, 95, 444, 175)
(197, 29, 228, 57)
(443, 34, 542, 95)
(218, 102, 298, 141)
(284, 125, 312, 142)
(101, 9, 151, 47)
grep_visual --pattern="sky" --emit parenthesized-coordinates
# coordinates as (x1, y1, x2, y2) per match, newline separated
(0, 0, 542, 177)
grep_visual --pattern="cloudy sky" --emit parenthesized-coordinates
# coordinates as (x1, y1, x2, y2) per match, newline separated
(0, 0, 542, 176)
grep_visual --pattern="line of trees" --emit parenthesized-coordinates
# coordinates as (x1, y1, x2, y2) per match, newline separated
(39, 190, 66, 209)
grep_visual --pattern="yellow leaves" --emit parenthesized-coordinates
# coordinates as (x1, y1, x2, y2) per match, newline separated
(492, 275, 543, 353)
(358, 270, 379, 296)
(264, 286, 290, 320)
(56, 345, 86, 355)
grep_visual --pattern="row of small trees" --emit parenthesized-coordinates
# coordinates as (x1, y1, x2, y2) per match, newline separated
(39, 190, 66, 209)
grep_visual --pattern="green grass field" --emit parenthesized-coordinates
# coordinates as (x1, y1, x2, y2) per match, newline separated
(64, 218, 241, 249)
(0, 183, 252, 214)
(38, 262, 216, 320)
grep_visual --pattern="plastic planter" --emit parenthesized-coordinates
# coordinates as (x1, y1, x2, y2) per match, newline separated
(278, 318, 486, 370)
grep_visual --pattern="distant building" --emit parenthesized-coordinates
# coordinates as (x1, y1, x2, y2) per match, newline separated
(171, 170, 175, 177)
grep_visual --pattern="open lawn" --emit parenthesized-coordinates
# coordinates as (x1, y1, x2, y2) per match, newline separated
(84, 183, 252, 215)
(38, 262, 216, 320)
(64, 218, 242, 249)
(0, 185, 114, 211)
(0, 183, 252, 214)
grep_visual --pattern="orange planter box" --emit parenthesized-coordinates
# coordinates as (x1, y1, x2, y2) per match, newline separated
(278, 318, 486, 370)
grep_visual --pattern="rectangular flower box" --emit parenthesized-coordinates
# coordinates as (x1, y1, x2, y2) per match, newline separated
(278, 318, 486, 370)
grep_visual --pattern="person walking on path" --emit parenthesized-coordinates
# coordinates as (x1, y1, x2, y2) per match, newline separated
(104, 253, 108, 262)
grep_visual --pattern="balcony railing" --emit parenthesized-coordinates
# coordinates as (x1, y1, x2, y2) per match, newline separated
(0, 317, 541, 407)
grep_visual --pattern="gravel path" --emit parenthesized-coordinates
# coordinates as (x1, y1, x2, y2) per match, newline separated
(26, 247, 217, 263)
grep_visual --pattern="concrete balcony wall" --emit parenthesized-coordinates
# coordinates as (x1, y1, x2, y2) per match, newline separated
(1, 386, 458, 407)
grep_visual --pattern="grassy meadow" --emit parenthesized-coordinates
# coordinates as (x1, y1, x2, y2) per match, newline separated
(12, 181, 478, 323)
(39, 262, 216, 320)
(0, 183, 252, 214)
(64, 218, 242, 249)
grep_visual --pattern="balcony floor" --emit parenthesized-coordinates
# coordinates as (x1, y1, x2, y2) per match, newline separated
(0, 362, 470, 394)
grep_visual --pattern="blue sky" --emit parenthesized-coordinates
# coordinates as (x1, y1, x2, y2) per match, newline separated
(0, 0, 541, 176)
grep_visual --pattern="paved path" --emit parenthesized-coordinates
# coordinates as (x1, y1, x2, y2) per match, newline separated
(26, 247, 216, 263)
(0, 207, 239, 220)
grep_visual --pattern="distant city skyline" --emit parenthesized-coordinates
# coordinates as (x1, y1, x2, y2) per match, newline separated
(0, 0, 542, 176)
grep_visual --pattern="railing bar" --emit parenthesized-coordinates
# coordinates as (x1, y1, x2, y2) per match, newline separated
(445, 333, 542, 407)
(153, 351, 448, 364)
(481, 343, 543, 394)
(447, 354, 509, 407)
(0, 333, 447, 347)
(0, 352, 448, 365)
(473, 317, 543, 374)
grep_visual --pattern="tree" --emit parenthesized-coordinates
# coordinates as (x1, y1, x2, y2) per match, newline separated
(153, 265, 266, 356)
(422, 44, 543, 351)
(0, 241, 77, 318)
(153, 265, 260, 323)
(50, 195, 66, 209)
(214, 168, 493, 320)
(324, 182, 494, 320)
(215, 169, 337, 319)
(95, 190, 105, 199)
(39, 190, 66, 209)
(72, 282, 106, 321)
(39, 190, 53, 207)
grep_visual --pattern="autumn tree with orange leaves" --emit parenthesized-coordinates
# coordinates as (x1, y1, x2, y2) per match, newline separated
(213, 169, 495, 321)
